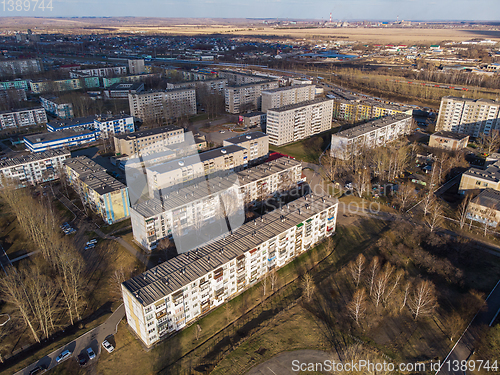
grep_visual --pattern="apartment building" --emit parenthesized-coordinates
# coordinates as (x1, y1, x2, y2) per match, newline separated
(166, 78, 227, 93)
(104, 82, 144, 99)
(65, 156, 130, 224)
(436, 96, 500, 137)
(218, 70, 269, 85)
(459, 162, 500, 194)
(0, 59, 41, 77)
(0, 149, 71, 188)
(102, 73, 159, 89)
(24, 129, 99, 153)
(466, 188, 500, 227)
(145, 145, 247, 194)
(69, 66, 127, 78)
(122, 194, 338, 347)
(94, 114, 135, 139)
(332, 98, 413, 122)
(239, 112, 266, 130)
(331, 114, 412, 159)
(223, 131, 269, 164)
(131, 157, 302, 251)
(128, 88, 196, 123)
(266, 98, 334, 146)
(429, 131, 469, 151)
(30, 77, 100, 94)
(40, 96, 74, 119)
(0, 89, 27, 106)
(46, 116, 96, 132)
(113, 125, 184, 156)
(225, 80, 279, 114)
(181, 70, 217, 81)
(261, 85, 316, 112)
(128, 59, 145, 75)
(0, 107, 47, 129)
(0, 79, 31, 91)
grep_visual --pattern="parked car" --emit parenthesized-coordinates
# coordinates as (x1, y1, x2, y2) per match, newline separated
(77, 353, 88, 367)
(86, 347, 96, 360)
(84, 243, 95, 250)
(29, 365, 46, 375)
(102, 339, 114, 353)
(56, 349, 72, 363)
(88, 238, 98, 245)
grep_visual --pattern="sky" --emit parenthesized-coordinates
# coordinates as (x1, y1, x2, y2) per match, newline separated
(3, 0, 499, 21)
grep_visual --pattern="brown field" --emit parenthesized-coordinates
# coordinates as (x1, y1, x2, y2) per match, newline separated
(1, 17, 500, 44)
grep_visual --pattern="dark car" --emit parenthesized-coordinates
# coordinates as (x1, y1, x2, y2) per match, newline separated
(29, 365, 46, 375)
(77, 353, 88, 367)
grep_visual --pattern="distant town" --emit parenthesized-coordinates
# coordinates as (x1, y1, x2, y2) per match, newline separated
(0, 16, 499, 375)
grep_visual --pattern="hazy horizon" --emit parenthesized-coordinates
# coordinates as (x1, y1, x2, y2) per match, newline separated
(0, 0, 497, 22)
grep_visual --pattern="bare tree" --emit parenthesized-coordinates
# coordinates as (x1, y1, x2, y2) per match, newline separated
(111, 267, 126, 300)
(425, 199, 443, 233)
(401, 281, 411, 312)
(353, 167, 371, 198)
(373, 263, 393, 308)
(408, 280, 437, 320)
(478, 129, 500, 155)
(384, 268, 404, 303)
(348, 253, 366, 288)
(458, 193, 473, 230)
(368, 256, 380, 296)
(269, 269, 278, 293)
(301, 273, 315, 302)
(395, 182, 416, 212)
(347, 288, 367, 326)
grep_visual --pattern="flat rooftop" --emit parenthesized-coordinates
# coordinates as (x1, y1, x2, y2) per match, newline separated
(114, 125, 182, 140)
(24, 129, 98, 144)
(47, 116, 96, 129)
(463, 165, 500, 183)
(267, 98, 333, 113)
(133, 157, 301, 218)
(223, 131, 268, 144)
(106, 82, 143, 91)
(262, 84, 314, 93)
(227, 80, 277, 89)
(0, 149, 70, 168)
(80, 171, 127, 195)
(333, 114, 411, 140)
(241, 111, 265, 118)
(123, 193, 338, 307)
(471, 188, 500, 211)
(64, 155, 106, 176)
(442, 96, 500, 105)
(0, 107, 44, 115)
(431, 131, 469, 141)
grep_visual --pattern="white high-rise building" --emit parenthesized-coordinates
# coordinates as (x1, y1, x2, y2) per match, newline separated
(261, 84, 316, 112)
(436, 96, 500, 137)
(266, 98, 334, 146)
(128, 59, 145, 75)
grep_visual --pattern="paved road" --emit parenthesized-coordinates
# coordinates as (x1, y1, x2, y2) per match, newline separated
(15, 304, 125, 375)
(247, 350, 335, 375)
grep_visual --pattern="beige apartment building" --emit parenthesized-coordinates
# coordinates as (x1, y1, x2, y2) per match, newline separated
(128, 88, 196, 123)
(223, 131, 269, 164)
(436, 96, 500, 137)
(428, 131, 469, 151)
(113, 125, 184, 156)
(459, 163, 500, 194)
(261, 84, 316, 112)
(225, 80, 279, 114)
(128, 59, 145, 75)
(266, 98, 334, 146)
(218, 70, 269, 85)
(145, 145, 247, 194)
(467, 188, 500, 227)
(166, 78, 227, 93)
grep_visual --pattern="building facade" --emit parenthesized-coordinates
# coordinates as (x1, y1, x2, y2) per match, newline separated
(40, 96, 74, 119)
(24, 130, 99, 153)
(429, 131, 469, 151)
(0, 59, 41, 77)
(65, 156, 130, 224)
(30, 77, 100, 94)
(222, 131, 269, 164)
(166, 78, 227, 93)
(225, 81, 279, 114)
(128, 89, 196, 123)
(239, 112, 266, 130)
(0, 107, 47, 129)
(131, 157, 302, 251)
(331, 114, 412, 159)
(104, 82, 144, 99)
(113, 125, 184, 156)
(466, 188, 500, 227)
(0, 149, 71, 188)
(459, 162, 500, 194)
(69, 66, 127, 78)
(0, 79, 31, 91)
(94, 114, 135, 139)
(261, 85, 316, 112)
(128, 59, 145, 75)
(332, 98, 413, 122)
(267, 98, 334, 146)
(122, 194, 338, 347)
(436, 96, 500, 137)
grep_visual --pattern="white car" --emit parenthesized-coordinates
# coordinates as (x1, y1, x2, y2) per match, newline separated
(56, 349, 72, 363)
(102, 339, 114, 353)
(86, 347, 96, 360)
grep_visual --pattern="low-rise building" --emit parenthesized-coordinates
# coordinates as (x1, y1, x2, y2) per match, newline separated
(0, 149, 70, 188)
(331, 114, 412, 159)
(24, 129, 99, 153)
(466, 188, 500, 227)
(223, 131, 269, 164)
(0, 79, 31, 91)
(122, 193, 338, 347)
(69, 66, 127, 78)
(266, 98, 334, 146)
(64, 156, 130, 224)
(131, 157, 302, 251)
(0, 88, 27, 106)
(459, 162, 500, 194)
(166, 78, 227, 93)
(30, 77, 100, 94)
(113, 125, 184, 156)
(46, 116, 96, 132)
(94, 114, 135, 138)
(40, 96, 74, 119)
(238, 112, 266, 130)
(218, 70, 269, 85)
(429, 131, 469, 151)
(0, 59, 41, 77)
(0, 107, 47, 129)
(103, 82, 144, 99)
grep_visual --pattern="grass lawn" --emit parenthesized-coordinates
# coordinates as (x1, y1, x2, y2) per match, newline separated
(100, 218, 132, 234)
